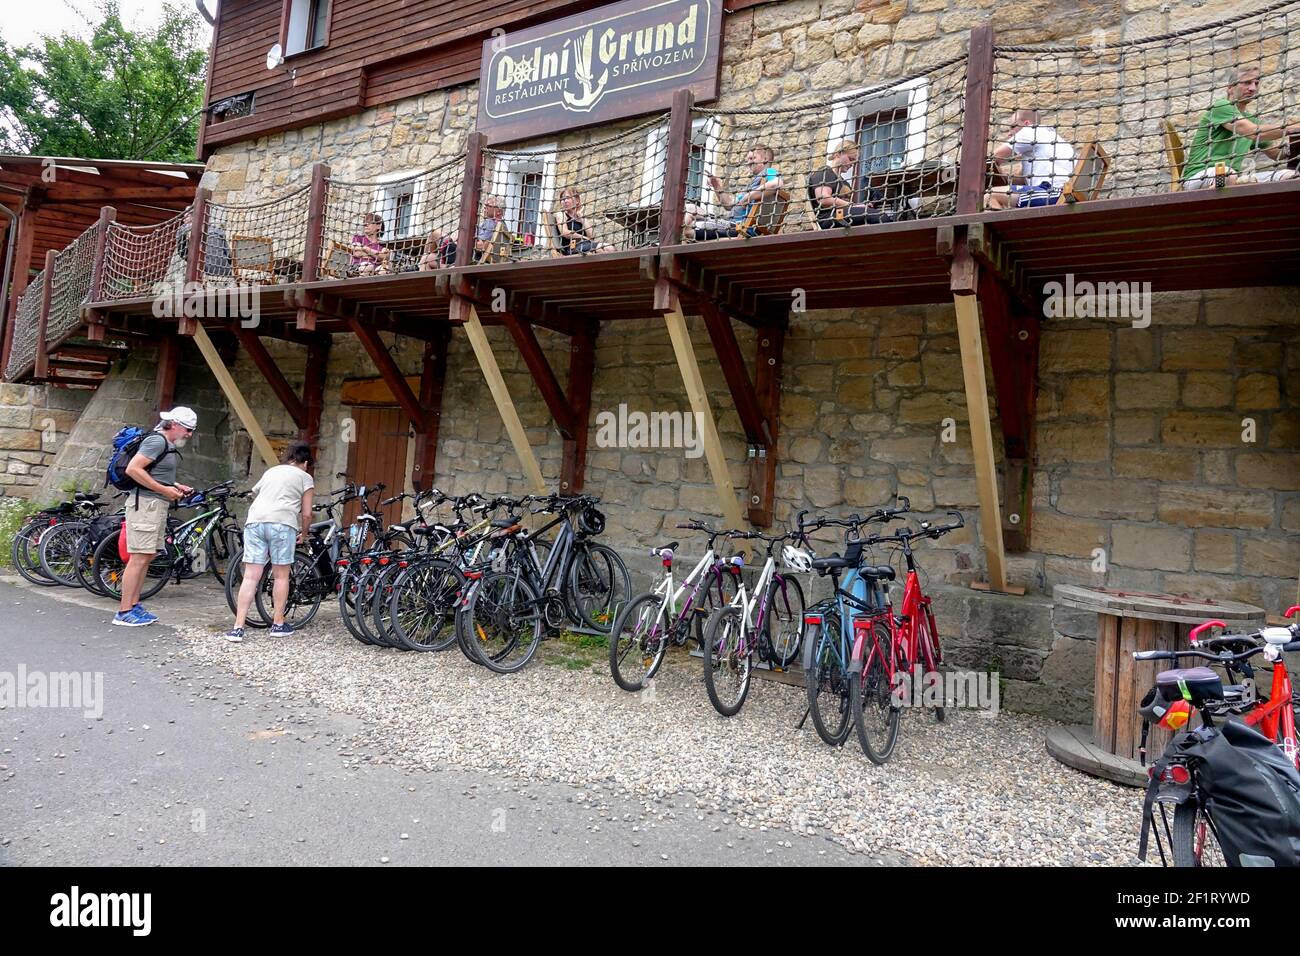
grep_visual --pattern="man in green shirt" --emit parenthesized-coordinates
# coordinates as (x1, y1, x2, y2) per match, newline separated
(1183, 67, 1299, 189)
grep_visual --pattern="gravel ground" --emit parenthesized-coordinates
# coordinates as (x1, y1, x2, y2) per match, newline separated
(172, 607, 1143, 866)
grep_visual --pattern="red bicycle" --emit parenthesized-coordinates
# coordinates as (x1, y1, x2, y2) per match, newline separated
(1189, 606, 1300, 767)
(848, 512, 964, 764)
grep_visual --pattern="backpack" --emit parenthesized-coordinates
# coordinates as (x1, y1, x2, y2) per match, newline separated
(105, 426, 173, 491)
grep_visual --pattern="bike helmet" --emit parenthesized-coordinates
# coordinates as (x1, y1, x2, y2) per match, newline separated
(782, 544, 813, 573)
(1138, 685, 1192, 732)
(578, 506, 606, 536)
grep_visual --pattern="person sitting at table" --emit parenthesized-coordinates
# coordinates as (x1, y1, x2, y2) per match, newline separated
(350, 212, 392, 275)
(985, 109, 1076, 209)
(419, 227, 457, 270)
(690, 144, 784, 240)
(1181, 66, 1300, 190)
(553, 188, 614, 255)
(474, 195, 512, 261)
(807, 138, 893, 228)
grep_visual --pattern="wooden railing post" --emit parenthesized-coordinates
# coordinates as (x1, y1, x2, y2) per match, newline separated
(455, 132, 487, 268)
(301, 162, 330, 284)
(955, 24, 995, 219)
(658, 88, 695, 249)
(182, 188, 211, 336)
(84, 205, 116, 342)
(33, 249, 55, 381)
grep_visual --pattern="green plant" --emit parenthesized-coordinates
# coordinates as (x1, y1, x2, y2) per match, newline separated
(0, 496, 36, 569)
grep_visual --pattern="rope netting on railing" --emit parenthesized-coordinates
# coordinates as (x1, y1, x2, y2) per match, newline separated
(477, 114, 671, 263)
(3, 269, 46, 382)
(101, 207, 192, 300)
(47, 224, 99, 345)
(201, 185, 311, 285)
(989, 0, 1300, 205)
(321, 155, 465, 278)
(682, 57, 968, 242)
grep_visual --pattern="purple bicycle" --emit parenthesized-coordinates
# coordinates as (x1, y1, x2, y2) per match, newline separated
(608, 521, 737, 692)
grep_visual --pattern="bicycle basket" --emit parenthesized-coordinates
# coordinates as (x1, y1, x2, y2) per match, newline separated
(578, 507, 605, 536)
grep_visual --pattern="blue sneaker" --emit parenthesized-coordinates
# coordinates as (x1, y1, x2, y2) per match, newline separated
(269, 622, 294, 637)
(133, 605, 158, 625)
(112, 608, 148, 627)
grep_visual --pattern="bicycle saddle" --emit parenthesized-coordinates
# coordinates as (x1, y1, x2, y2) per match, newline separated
(1156, 667, 1224, 705)
(860, 565, 896, 581)
(654, 541, 680, 553)
(811, 554, 849, 571)
(490, 518, 519, 528)
(308, 519, 333, 534)
(75, 492, 100, 502)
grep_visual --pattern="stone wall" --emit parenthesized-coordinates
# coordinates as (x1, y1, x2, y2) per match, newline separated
(0, 384, 92, 501)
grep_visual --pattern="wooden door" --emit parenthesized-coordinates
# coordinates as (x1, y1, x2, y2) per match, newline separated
(343, 405, 410, 529)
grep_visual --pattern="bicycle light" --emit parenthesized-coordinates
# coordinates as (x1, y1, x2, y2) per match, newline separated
(804, 614, 823, 626)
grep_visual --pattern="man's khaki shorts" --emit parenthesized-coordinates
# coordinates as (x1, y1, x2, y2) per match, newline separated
(125, 497, 169, 554)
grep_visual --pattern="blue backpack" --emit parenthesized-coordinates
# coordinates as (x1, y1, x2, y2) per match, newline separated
(105, 426, 173, 491)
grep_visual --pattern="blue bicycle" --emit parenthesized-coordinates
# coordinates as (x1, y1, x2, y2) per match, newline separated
(797, 498, 910, 746)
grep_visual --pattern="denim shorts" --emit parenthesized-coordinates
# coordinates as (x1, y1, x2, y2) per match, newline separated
(243, 522, 297, 566)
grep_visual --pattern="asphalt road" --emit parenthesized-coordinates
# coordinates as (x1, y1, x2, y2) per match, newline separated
(0, 579, 862, 866)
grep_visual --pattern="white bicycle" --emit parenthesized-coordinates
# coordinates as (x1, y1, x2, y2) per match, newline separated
(608, 521, 737, 691)
(702, 529, 809, 717)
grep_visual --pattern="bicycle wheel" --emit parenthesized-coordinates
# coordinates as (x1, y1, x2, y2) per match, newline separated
(765, 574, 806, 669)
(73, 532, 104, 594)
(609, 592, 669, 692)
(224, 548, 271, 629)
(254, 551, 324, 629)
(92, 531, 172, 602)
(703, 605, 752, 717)
(370, 560, 411, 647)
(807, 610, 852, 746)
(38, 521, 88, 587)
(917, 604, 946, 722)
(389, 559, 464, 652)
(464, 570, 542, 674)
(567, 542, 631, 632)
(851, 618, 900, 765)
(336, 563, 375, 645)
(206, 523, 238, 585)
(354, 561, 396, 647)
(1172, 801, 1227, 867)
(13, 520, 58, 586)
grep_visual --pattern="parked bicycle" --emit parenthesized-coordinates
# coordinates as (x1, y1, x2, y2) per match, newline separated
(608, 520, 738, 692)
(11, 493, 107, 587)
(701, 527, 807, 717)
(1135, 608, 1300, 867)
(849, 512, 964, 763)
(35, 492, 125, 588)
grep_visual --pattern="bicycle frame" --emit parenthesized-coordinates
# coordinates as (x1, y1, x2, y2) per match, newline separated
(641, 545, 729, 642)
(724, 551, 778, 656)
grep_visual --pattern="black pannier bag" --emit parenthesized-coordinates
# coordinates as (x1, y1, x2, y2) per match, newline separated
(1178, 720, 1300, 867)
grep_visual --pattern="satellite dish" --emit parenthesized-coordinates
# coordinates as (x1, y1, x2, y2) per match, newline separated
(266, 43, 284, 70)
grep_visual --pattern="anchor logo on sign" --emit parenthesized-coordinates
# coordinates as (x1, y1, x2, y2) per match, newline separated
(562, 31, 608, 112)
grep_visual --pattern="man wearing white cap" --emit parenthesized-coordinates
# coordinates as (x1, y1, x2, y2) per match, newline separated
(113, 407, 197, 627)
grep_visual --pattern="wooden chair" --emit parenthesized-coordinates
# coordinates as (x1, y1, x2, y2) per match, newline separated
(477, 220, 513, 264)
(229, 235, 276, 282)
(1162, 120, 1186, 192)
(737, 188, 792, 236)
(320, 240, 354, 279)
(543, 213, 567, 258)
(1057, 141, 1111, 204)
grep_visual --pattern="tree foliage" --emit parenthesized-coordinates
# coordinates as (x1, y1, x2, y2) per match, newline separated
(0, 2, 208, 161)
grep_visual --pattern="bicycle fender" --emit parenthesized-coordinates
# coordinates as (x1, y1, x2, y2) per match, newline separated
(847, 627, 867, 675)
(800, 623, 821, 673)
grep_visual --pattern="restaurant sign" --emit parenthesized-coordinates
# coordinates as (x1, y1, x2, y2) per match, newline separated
(478, 0, 722, 143)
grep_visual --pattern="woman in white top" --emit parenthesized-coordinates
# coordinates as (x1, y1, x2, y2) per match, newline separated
(225, 441, 315, 642)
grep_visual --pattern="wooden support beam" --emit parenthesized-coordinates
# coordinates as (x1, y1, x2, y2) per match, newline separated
(299, 335, 330, 452)
(561, 325, 597, 495)
(453, 295, 547, 494)
(455, 133, 487, 268)
(698, 299, 771, 446)
(658, 88, 695, 248)
(33, 250, 55, 382)
(411, 327, 449, 490)
(956, 24, 995, 218)
(978, 267, 1040, 552)
(342, 313, 429, 433)
(154, 333, 179, 416)
(1, 194, 41, 374)
(231, 324, 307, 428)
(83, 206, 115, 331)
(749, 318, 785, 527)
(660, 283, 747, 536)
(953, 287, 1008, 592)
(504, 312, 576, 437)
(191, 323, 277, 468)
(300, 163, 330, 286)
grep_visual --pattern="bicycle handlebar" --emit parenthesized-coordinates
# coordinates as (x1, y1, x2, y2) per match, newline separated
(1134, 641, 1300, 663)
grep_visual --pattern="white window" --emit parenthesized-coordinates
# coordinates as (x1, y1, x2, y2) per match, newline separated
(828, 77, 929, 173)
(487, 145, 557, 242)
(371, 171, 426, 242)
(284, 0, 330, 56)
(640, 117, 720, 209)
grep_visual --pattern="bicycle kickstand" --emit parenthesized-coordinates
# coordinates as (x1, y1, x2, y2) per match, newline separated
(795, 705, 811, 730)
